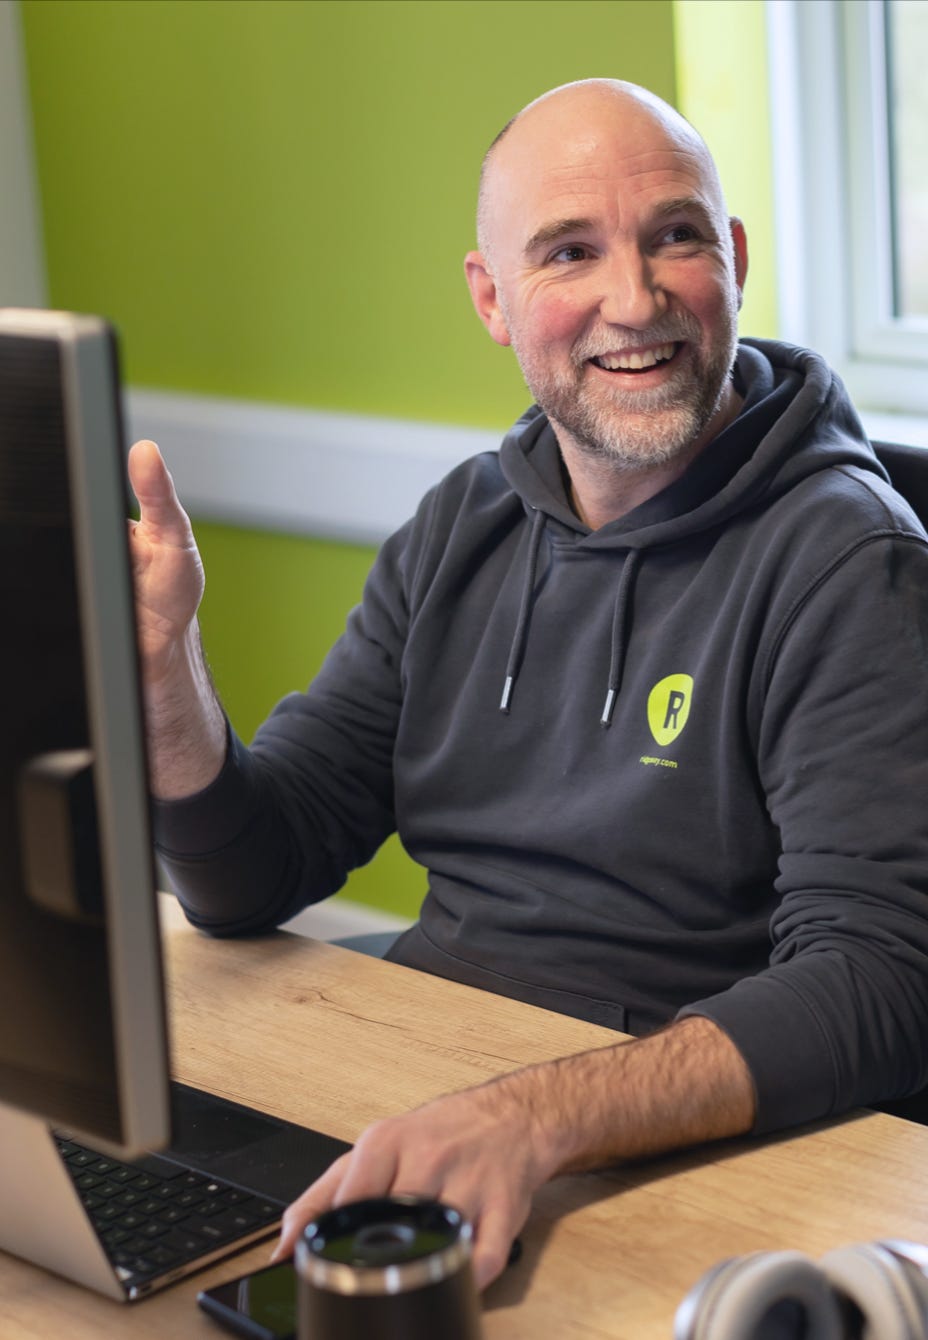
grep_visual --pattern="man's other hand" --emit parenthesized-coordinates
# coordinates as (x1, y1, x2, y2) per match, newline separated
(271, 1079, 549, 1290)
(270, 1017, 757, 1292)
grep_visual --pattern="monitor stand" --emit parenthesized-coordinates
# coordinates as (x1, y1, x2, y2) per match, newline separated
(0, 1098, 124, 1299)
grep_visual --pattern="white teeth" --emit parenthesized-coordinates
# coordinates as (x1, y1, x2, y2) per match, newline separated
(595, 342, 676, 371)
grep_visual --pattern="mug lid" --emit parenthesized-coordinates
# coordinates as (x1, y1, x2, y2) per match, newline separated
(296, 1195, 473, 1296)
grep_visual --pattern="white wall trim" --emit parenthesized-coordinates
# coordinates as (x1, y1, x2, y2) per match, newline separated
(0, 0, 47, 308)
(125, 386, 928, 552)
(126, 388, 505, 545)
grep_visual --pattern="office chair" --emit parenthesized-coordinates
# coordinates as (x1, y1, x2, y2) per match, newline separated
(857, 440, 928, 1126)
(872, 439, 928, 526)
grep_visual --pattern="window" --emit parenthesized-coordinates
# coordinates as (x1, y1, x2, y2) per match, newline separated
(768, 0, 928, 427)
(884, 1, 928, 322)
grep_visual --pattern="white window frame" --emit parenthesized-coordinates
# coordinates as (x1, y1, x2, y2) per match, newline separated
(767, 0, 928, 437)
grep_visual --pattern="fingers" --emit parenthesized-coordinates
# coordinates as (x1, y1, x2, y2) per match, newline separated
(127, 439, 191, 540)
(271, 1151, 354, 1262)
(330, 1124, 404, 1208)
(274, 1174, 525, 1291)
(127, 439, 166, 501)
(271, 1123, 404, 1262)
(471, 1200, 527, 1289)
(273, 1177, 523, 1291)
(268, 1110, 532, 1292)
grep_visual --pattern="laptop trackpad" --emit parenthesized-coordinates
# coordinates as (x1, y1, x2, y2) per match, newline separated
(162, 1081, 351, 1203)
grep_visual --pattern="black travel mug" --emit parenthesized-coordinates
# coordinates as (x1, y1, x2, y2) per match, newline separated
(295, 1195, 483, 1340)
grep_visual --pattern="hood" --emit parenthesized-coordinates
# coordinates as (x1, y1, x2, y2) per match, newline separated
(494, 338, 887, 726)
(499, 338, 886, 550)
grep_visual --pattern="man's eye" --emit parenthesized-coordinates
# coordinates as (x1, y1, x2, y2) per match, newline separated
(550, 244, 589, 263)
(662, 224, 699, 245)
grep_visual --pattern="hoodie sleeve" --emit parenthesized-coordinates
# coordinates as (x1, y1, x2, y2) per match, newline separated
(679, 528, 928, 1132)
(152, 507, 426, 935)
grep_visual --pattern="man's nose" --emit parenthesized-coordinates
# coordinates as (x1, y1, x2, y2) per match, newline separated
(596, 251, 668, 329)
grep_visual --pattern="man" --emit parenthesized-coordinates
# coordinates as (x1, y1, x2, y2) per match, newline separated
(129, 79, 928, 1288)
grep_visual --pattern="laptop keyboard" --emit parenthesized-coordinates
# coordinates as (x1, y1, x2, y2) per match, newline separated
(56, 1135, 283, 1290)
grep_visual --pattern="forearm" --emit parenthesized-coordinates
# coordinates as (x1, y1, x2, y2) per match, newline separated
(492, 1014, 756, 1181)
(143, 618, 227, 800)
(276, 1014, 756, 1286)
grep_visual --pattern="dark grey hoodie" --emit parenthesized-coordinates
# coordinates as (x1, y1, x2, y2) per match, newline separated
(156, 339, 928, 1133)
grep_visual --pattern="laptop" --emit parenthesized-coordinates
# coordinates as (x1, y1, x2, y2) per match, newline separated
(55, 1081, 350, 1301)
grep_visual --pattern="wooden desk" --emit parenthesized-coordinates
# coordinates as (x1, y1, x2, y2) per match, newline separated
(2, 895, 928, 1338)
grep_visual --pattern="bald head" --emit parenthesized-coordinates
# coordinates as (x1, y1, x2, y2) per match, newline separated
(463, 76, 748, 489)
(476, 79, 726, 264)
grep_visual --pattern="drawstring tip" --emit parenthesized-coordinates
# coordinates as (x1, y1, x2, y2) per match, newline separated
(599, 688, 616, 729)
(499, 676, 514, 714)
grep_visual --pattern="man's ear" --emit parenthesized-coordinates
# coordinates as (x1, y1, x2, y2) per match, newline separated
(729, 218, 749, 310)
(464, 251, 511, 347)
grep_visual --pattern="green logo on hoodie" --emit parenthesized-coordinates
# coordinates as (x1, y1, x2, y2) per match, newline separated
(647, 674, 693, 746)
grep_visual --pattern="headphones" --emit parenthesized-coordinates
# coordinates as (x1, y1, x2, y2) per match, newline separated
(674, 1240, 928, 1340)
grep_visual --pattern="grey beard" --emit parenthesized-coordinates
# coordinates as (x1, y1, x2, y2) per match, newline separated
(548, 361, 733, 472)
(509, 311, 739, 472)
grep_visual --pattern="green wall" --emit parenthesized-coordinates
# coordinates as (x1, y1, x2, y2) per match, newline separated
(192, 520, 426, 916)
(18, 0, 775, 921)
(20, 0, 676, 428)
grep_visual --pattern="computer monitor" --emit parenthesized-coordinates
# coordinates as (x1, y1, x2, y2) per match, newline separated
(0, 307, 172, 1295)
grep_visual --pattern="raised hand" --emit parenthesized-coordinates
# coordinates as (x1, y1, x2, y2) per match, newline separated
(127, 439, 226, 797)
(127, 439, 205, 686)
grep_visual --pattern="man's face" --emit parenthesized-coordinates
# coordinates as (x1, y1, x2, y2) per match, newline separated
(468, 88, 747, 472)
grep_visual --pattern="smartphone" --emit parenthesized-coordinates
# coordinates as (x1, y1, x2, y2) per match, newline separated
(197, 1261, 297, 1340)
(196, 1235, 521, 1339)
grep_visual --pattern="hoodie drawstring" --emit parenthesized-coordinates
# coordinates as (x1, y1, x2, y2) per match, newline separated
(600, 550, 640, 728)
(500, 508, 546, 714)
(500, 510, 641, 727)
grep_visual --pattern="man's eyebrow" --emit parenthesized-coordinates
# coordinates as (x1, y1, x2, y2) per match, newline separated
(523, 218, 596, 256)
(522, 198, 722, 258)
(653, 196, 720, 232)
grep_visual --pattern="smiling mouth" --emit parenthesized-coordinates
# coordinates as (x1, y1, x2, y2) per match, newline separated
(590, 342, 680, 372)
